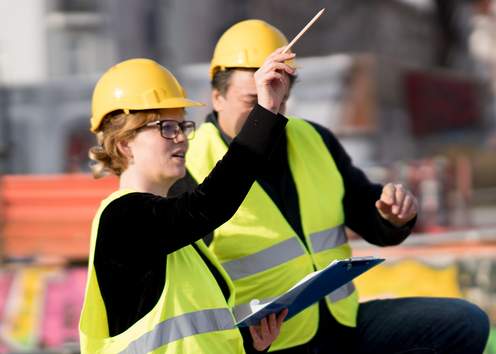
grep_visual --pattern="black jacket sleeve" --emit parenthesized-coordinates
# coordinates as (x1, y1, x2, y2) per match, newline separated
(99, 104, 288, 257)
(308, 122, 415, 246)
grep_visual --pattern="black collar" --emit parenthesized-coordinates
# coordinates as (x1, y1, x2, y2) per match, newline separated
(205, 111, 288, 172)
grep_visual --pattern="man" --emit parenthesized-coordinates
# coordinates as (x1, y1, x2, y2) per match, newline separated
(172, 20, 489, 353)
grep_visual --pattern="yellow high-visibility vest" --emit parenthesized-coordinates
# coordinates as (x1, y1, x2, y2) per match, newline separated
(79, 189, 245, 354)
(186, 118, 359, 351)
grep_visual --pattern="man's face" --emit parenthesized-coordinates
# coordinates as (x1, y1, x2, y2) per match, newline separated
(212, 69, 289, 138)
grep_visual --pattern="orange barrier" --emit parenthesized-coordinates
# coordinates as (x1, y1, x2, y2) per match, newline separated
(351, 226, 496, 259)
(0, 174, 118, 260)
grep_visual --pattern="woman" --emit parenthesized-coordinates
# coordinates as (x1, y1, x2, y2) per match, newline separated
(79, 49, 296, 353)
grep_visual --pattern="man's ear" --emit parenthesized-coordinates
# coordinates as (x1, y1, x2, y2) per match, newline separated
(211, 89, 225, 113)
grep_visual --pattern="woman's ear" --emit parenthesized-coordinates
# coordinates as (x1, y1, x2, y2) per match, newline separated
(117, 140, 133, 163)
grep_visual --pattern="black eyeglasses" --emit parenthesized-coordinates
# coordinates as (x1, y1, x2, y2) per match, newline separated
(143, 120, 196, 140)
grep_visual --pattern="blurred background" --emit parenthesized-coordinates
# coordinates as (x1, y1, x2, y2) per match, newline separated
(0, 0, 495, 352)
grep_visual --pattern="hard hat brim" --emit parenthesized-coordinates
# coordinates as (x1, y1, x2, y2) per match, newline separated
(90, 97, 205, 132)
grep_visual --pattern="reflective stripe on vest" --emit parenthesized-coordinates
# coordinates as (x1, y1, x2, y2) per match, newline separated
(310, 225, 347, 253)
(121, 308, 235, 354)
(222, 238, 304, 281)
(222, 225, 346, 281)
(327, 282, 356, 303)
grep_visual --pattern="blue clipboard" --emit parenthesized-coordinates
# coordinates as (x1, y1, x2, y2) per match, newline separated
(234, 256, 384, 327)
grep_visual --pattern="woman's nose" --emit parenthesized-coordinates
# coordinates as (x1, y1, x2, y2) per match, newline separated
(173, 129, 187, 143)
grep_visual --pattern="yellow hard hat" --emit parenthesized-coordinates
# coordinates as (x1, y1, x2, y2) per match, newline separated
(209, 19, 292, 79)
(90, 58, 204, 132)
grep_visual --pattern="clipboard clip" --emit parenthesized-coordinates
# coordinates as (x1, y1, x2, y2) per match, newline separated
(346, 258, 353, 270)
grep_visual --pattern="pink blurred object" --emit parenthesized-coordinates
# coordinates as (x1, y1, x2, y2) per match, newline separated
(41, 267, 87, 349)
(0, 271, 13, 318)
(0, 271, 14, 353)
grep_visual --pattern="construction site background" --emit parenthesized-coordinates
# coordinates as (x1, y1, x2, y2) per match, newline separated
(0, 0, 495, 353)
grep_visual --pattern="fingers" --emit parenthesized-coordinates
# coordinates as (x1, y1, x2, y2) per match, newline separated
(254, 48, 296, 114)
(267, 313, 276, 333)
(394, 185, 406, 214)
(261, 71, 284, 83)
(380, 183, 396, 206)
(257, 58, 296, 83)
(376, 183, 418, 226)
(392, 184, 417, 220)
(260, 317, 270, 339)
(400, 193, 418, 221)
(249, 317, 270, 352)
(249, 309, 288, 352)
(375, 199, 391, 214)
(267, 46, 295, 61)
(399, 193, 413, 218)
(380, 183, 407, 214)
(276, 308, 288, 329)
(263, 61, 295, 76)
(260, 49, 296, 77)
(249, 325, 262, 344)
(265, 310, 287, 339)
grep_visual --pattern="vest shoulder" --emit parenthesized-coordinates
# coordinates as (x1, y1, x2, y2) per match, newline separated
(285, 117, 323, 138)
(196, 121, 219, 134)
(189, 122, 223, 148)
(286, 116, 328, 131)
(286, 116, 318, 132)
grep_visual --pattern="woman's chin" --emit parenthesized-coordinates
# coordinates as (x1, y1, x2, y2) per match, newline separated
(161, 164, 186, 186)
(169, 167, 186, 180)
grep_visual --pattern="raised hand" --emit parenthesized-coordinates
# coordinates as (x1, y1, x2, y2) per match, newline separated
(249, 309, 288, 351)
(375, 183, 418, 227)
(254, 48, 296, 114)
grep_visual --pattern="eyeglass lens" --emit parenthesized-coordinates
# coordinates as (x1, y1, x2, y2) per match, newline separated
(160, 121, 195, 139)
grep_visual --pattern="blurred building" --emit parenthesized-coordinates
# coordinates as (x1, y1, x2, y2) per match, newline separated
(0, 0, 109, 174)
(0, 0, 494, 227)
(0, 0, 168, 174)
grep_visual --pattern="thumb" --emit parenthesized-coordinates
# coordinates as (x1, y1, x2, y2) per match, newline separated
(376, 200, 392, 216)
